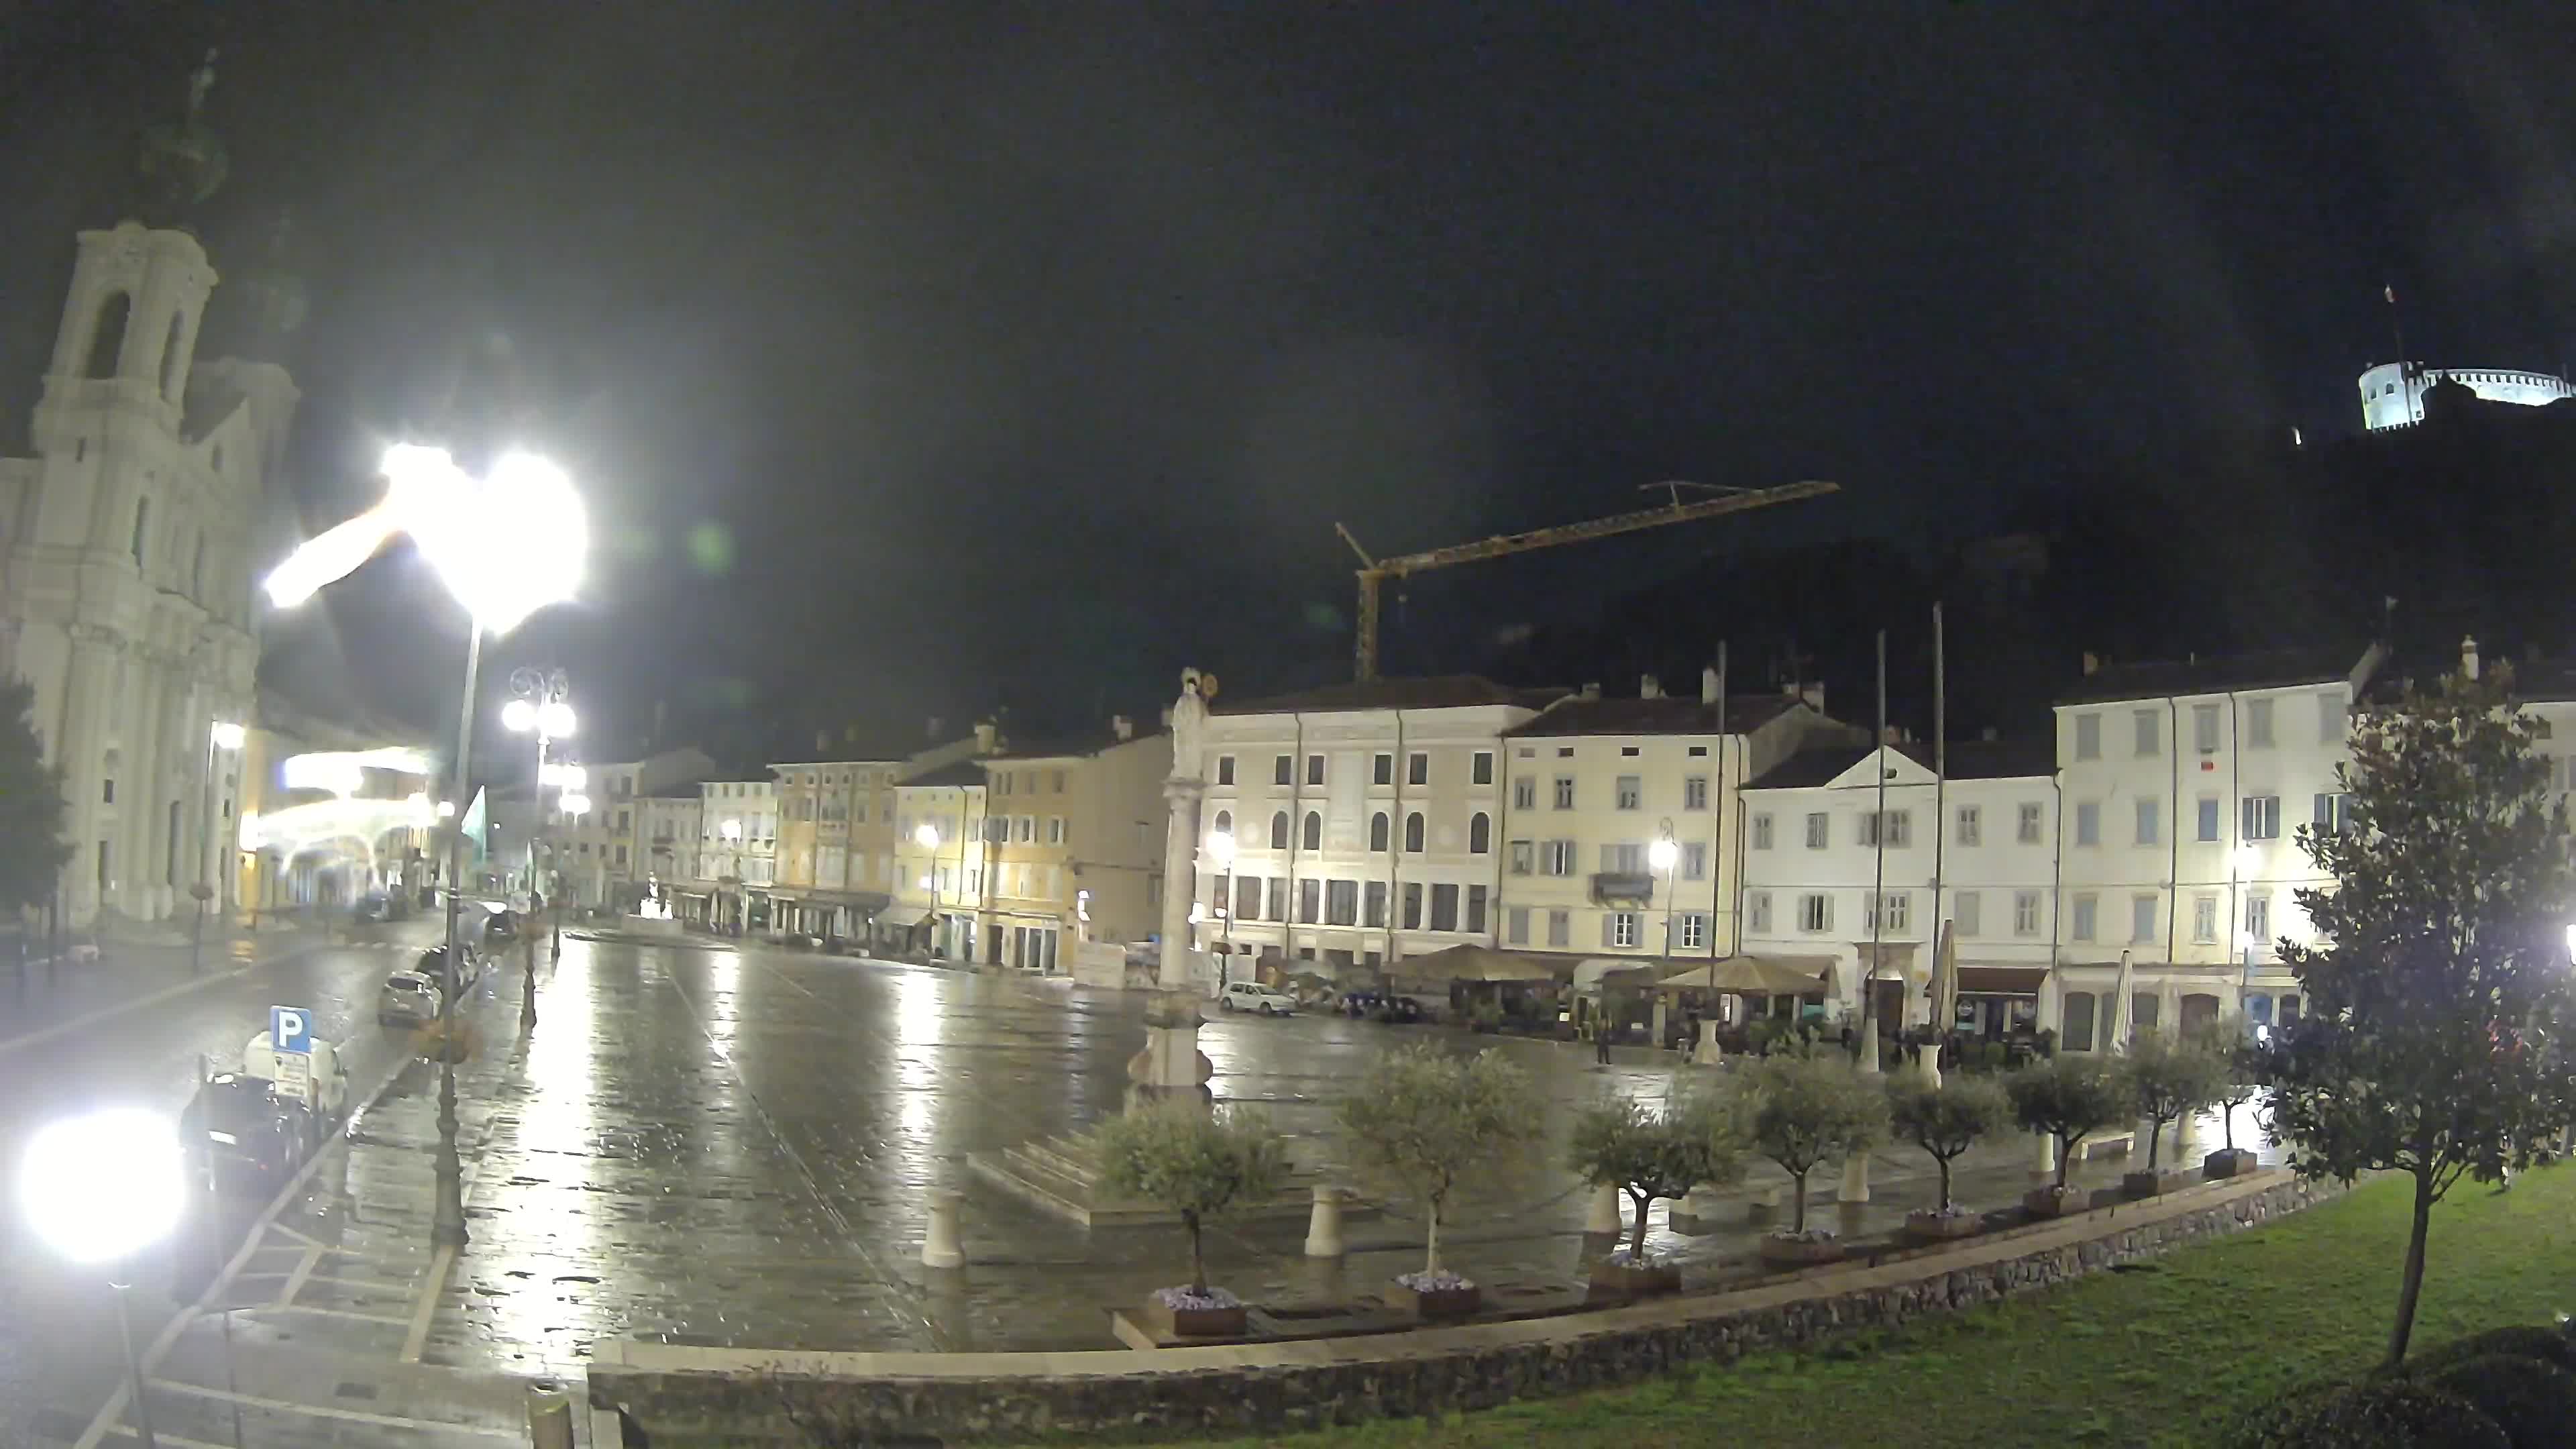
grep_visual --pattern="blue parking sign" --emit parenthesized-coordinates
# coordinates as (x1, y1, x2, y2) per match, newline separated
(270, 1004, 313, 1056)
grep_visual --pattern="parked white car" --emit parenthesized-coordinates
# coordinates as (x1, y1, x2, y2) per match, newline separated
(1218, 981, 1298, 1016)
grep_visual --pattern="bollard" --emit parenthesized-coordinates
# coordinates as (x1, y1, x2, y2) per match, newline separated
(922, 1188, 965, 1269)
(1699, 1018, 1724, 1065)
(1747, 1184, 1782, 1225)
(526, 1379, 574, 1449)
(2033, 1128, 2059, 1180)
(1584, 1181, 1623, 1236)
(1303, 1185, 1348, 1258)
(1838, 1152, 1871, 1204)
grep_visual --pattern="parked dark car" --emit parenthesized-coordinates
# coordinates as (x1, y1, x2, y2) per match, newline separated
(181, 1073, 317, 1194)
(1338, 991, 1425, 1024)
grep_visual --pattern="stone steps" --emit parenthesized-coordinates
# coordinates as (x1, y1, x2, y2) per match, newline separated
(971, 1128, 1360, 1229)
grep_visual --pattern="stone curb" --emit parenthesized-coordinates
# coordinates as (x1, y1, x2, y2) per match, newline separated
(588, 1167, 2337, 1443)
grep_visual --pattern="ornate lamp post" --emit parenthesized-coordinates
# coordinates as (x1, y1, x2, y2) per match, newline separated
(1204, 827, 1236, 989)
(23, 1108, 186, 1448)
(503, 669, 575, 971)
(262, 443, 586, 1250)
(191, 720, 246, 973)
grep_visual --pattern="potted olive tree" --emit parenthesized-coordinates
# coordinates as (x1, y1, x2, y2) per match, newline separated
(2123, 1030, 2229, 1197)
(1567, 1091, 1746, 1299)
(2006, 1057, 2129, 1218)
(1094, 1099, 1289, 1338)
(1739, 1049, 1890, 1265)
(1335, 1043, 1535, 1319)
(1887, 1075, 2010, 1243)
(2192, 1020, 2265, 1178)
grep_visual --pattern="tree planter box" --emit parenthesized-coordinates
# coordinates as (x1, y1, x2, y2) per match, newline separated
(1587, 1260, 1682, 1300)
(2203, 1147, 2258, 1179)
(1387, 1277, 1481, 1319)
(1902, 1209, 1985, 1243)
(2124, 1169, 2192, 1199)
(2023, 1186, 2082, 1219)
(1759, 1234, 1845, 1267)
(1137, 1296, 1248, 1339)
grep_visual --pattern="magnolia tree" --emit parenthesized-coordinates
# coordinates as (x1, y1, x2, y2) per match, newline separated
(0, 680, 67, 920)
(1095, 1099, 1288, 1299)
(1567, 1091, 1748, 1263)
(2184, 1016, 2264, 1157)
(2267, 665, 2576, 1368)
(1334, 1043, 1536, 1279)
(1739, 1050, 1890, 1234)
(1888, 1075, 2010, 1214)
(2125, 1030, 2229, 1171)
(2006, 1056, 2128, 1192)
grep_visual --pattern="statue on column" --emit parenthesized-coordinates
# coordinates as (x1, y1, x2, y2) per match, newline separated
(1129, 667, 1216, 1101)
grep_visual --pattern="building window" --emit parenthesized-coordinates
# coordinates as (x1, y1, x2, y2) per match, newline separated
(1509, 839, 1533, 875)
(101, 777, 114, 804)
(1273, 755, 1293, 786)
(1408, 753, 1429, 786)
(1505, 906, 1530, 945)
(1548, 908, 1570, 948)
(2133, 708, 2160, 758)
(1472, 751, 1493, 786)
(1512, 776, 1536, 810)
(2061, 992, 2096, 1053)
(1680, 841, 1707, 881)
(1683, 775, 1709, 810)
(1752, 812, 1774, 849)
(1216, 755, 1236, 786)
(1270, 812, 1289, 850)
(130, 495, 150, 567)
(2246, 699, 2275, 749)
(2131, 894, 2157, 944)
(1553, 777, 1575, 810)
(1326, 879, 1358, 926)
(1805, 812, 1829, 849)
(2134, 798, 2159, 846)
(2072, 894, 2098, 942)
(2017, 802, 2043, 844)
(1298, 878, 1322, 924)
(1403, 882, 1424, 930)
(1615, 775, 1642, 810)
(1748, 891, 1772, 933)
(1236, 876, 1261, 920)
(1302, 811, 1322, 851)
(1955, 890, 1982, 936)
(2319, 691, 2344, 744)
(1870, 892, 1909, 933)
(1364, 880, 1387, 927)
(1542, 839, 1576, 875)
(2247, 893, 2271, 943)
(1606, 910, 1639, 948)
(1468, 812, 1491, 853)
(1048, 816, 1065, 845)
(1404, 812, 1425, 852)
(1018, 815, 1036, 843)
(1374, 753, 1394, 786)
(2197, 797, 2220, 843)
(2075, 801, 2100, 847)
(2312, 792, 2353, 834)
(1601, 842, 1646, 873)
(1955, 805, 1980, 847)
(2193, 704, 2220, 753)
(2241, 794, 2282, 840)
(1430, 883, 1459, 930)
(1465, 884, 1487, 934)
(1371, 812, 1391, 851)
(616, 845, 629, 866)
(2074, 712, 2100, 761)
(1678, 912, 1709, 950)
(1306, 753, 1326, 786)
(1797, 894, 1831, 932)
(97, 839, 111, 892)
(2013, 890, 2041, 936)
(1212, 810, 1233, 843)
(2192, 894, 2218, 944)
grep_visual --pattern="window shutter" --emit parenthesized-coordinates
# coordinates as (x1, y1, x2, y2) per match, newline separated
(1601, 912, 1615, 949)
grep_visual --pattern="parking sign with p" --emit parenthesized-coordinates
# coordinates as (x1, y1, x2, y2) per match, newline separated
(271, 1005, 313, 1056)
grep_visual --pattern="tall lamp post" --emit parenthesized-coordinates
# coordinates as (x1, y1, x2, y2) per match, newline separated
(1649, 820, 1679, 1048)
(191, 720, 246, 974)
(262, 443, 586, 1251)
(1204, 828, 1236, 988)
(914, 821, 943, 957)
(22, 1108, 187, 1449)
(502, 669, 575, 965)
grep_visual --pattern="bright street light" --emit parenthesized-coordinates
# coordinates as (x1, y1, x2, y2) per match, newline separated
(24, 1108, 186, 1449)
(500, 698, 536, 733)
(914, 822, 941, 849)
(1205, 828, 1236, 867)
(537, 700, 575, 737)
(560, 792, 593, 817)
(1648, 836, 1680, 871)
(722, 818, 743, 842)
(209, 720, 246, 752)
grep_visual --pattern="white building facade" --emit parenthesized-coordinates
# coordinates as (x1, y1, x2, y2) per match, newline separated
(1496, 675, 1851, 973)
(2359, 361, 2576, 429)
(891, 761, 990, 960)
(1739, 740, 2059, 1034)
(694, 776, 777, 930)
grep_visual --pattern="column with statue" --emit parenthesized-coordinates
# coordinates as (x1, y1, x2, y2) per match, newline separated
(1127, 669, 1216, 1101)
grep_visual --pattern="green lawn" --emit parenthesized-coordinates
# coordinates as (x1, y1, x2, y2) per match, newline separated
(1181, 1165, 2576, 1449)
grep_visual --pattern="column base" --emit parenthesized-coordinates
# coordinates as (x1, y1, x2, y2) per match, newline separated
(1126, 991, 1214, 1093)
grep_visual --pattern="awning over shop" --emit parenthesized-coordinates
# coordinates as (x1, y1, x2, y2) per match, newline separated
(1956, 965, 2051, 996)
(1854, 941, 1919, 973)
(1572, 957, 1663, 991)
(1654, 955, 1832, 996)
(1397, 944, 1572, 983)
(875, 904, 930, 929)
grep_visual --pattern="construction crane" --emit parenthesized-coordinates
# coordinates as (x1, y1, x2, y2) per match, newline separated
(1334, 479, 1840, 682)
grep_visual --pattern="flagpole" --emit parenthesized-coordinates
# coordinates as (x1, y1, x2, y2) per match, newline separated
(1931, 600, 1947, 1035)
(1713, 641, 1727, 998)
(1861, 629, 1887, 1072)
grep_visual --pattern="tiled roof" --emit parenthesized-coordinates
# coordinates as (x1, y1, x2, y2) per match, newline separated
(1502, 694, 1802, 738)
(2055, 648, 2369, 704)
(1748, 737, 2054, 790)
(989, 729, 1165, 761)
(898, 759, 987, 788)
(1212, 675, 1568, 716)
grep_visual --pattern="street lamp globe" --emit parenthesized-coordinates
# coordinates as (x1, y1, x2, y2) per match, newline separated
(559, 792, 592, 817)
(721, 818, 743, 843)
(1205, 828, 1236, 868)
(1648, 836, 1680, 872)
(500, 698, 538, 733)
(914, 822, 941, 849)
(21, 1108, 185, 1265)
(537, 700, 576, 737)
(210, 720, 247, 752)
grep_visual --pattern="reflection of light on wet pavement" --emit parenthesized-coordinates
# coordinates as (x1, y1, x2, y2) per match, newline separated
(474, 946, 608, 1368)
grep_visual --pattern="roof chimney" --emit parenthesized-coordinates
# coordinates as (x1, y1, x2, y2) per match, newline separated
(1799, 682, 1826, 714)
(1640, 674, 1662, 699)
(1112, 714, 1134, 741)
(973, 720, 997, 753)
(815, 729, 829, 753)
(1701, 666, 1720, 705)
(927, 716, 945, 741)
(1580, 682, 1601, 700)
(1982, 726, 1998, 742)
(2081, 651, 2102, 677)
(1882, 724, 1904, 746)
(2462, 635, 2481, 681)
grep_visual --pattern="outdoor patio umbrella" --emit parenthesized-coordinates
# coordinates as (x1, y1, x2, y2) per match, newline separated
(1397, 943, 1569, 983)
(2108, 949, 2135, 1053)
(1654, 954, 1829, 996)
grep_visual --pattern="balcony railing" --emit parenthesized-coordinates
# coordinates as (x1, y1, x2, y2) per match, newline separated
(1590, 871, 1654, 904)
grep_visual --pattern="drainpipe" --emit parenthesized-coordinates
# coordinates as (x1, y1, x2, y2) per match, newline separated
(2167, 697, 2181, 970)
(1489, 723, 1509, 947)
(1386, 710, 1404, 964)
(1287, 713, 1306, 965)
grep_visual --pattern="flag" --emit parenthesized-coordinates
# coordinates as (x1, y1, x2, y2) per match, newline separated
(2385, 285, 2397, 306)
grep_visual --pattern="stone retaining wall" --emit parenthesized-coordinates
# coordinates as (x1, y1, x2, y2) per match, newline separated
(590, 1169, 2337, 1446)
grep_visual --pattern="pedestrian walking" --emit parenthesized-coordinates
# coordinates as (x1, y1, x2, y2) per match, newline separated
(1595, 1018, 1615, 1065)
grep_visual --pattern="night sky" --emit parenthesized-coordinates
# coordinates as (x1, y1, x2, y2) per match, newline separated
(1, 3, 2572, 762)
